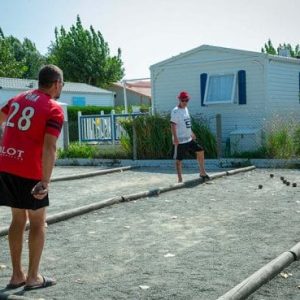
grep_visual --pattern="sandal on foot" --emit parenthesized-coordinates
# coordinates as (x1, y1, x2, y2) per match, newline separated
(24, 276, 56, 291)
(200, 174, 210, 180)
(6, 281, 26, 289)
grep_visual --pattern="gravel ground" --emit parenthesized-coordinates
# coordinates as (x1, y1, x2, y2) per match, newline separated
(0, 167, 300, 300)
(52, 166, 110, 177)
(0, 167, 205, 230)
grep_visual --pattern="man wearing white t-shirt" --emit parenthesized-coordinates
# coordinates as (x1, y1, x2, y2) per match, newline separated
(170, 91, 209, 183)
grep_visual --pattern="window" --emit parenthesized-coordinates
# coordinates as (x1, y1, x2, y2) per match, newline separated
(72, 97, 86, 106)
(204, 73, 237, 104)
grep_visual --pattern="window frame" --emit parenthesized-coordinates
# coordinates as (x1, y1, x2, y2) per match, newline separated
(203, 72, 237, 105)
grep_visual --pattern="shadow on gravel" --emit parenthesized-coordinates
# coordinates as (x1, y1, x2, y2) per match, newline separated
(0, 289, 27, 299)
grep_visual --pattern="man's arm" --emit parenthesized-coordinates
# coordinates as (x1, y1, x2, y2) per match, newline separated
(191, 130, 196, 140)
(32, 133, 57, 199)
(171, 122, 179, 145)
(0, 111, 7, 144)
(0, 110, 7, 125)
(42, 133, 58, 184)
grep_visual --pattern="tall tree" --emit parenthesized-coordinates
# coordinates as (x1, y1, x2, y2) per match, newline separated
(261, 39, 277, 55)
(0, 28, 45, 78)
(262, 39, 300, 57)
(48, 15, 124, 86)
(277, 43, 300, 57)
(0, 32, 26, 77)
(21, 38, 45, 78)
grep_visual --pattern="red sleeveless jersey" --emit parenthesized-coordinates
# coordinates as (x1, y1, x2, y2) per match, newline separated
(0, 89, 64, 180)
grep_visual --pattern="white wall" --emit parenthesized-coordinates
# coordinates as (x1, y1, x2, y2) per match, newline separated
(266, 59, 300, 121)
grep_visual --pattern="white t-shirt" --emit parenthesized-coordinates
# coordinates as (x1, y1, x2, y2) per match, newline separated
(170, 106, 192, 144)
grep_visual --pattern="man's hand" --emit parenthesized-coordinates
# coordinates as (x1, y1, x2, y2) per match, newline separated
(191, 132, 196, 140)
(173, 137, 179, 145)
(31, 181, 49, 200)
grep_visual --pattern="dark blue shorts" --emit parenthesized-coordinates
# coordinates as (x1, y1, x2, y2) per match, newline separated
(172, 140, 204, 161)
(0, 172, 49, 210)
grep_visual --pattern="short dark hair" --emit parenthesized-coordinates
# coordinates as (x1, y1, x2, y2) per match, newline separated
(38, 65, 63, 88)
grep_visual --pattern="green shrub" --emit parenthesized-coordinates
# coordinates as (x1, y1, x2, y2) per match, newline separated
(57, 142, 131, 159)
(120, 114, 172, 159)
(265, 127, 293, 158)
(230, 147, 267, 159)
(58, 142, 99, 159)
(191, 118, 217, 158)
(293, 125, 300, 156)
(94, 144, 130, 159)
(264, 117, 296, 159)
(120, 114, 217, 159)
(140, 104, 151, 113)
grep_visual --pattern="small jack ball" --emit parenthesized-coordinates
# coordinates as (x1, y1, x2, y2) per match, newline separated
(292, 183, 297, 187)
(258, 184, 263, 189)
(270, 174, 274, 178)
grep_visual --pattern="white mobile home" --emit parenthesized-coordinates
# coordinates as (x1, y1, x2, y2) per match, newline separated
(0, 78, 115, 107)
(150, 45, 300, 152)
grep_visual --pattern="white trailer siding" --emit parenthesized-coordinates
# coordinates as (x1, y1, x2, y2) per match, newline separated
(151, 47, 267, 140)
(151, 45, 300, 148)
(266, 60, 300, 120)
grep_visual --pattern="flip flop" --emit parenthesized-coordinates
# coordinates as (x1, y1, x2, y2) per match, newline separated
(24, 275, 56, 291)
(6, 281, 26, 289)
(200, 174, 210, 181)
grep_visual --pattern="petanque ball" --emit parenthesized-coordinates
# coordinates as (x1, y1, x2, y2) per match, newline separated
(292, 183, 297, 187)
(280, 176, 284, 180)
(270, 174, 274, 178)
(258, 184, 263, 189)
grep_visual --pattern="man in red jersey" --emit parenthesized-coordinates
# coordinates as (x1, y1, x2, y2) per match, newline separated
(0, 65, 64, 291)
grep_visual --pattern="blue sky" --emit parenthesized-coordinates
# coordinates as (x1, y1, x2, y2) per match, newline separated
(0, 0, 299, 79)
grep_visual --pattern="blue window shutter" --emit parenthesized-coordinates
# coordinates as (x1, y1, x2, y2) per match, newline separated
(238, 70, 246, 105)
(200, 73, 207, 106)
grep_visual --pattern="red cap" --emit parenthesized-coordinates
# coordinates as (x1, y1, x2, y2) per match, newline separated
(177, 91, 190, 100)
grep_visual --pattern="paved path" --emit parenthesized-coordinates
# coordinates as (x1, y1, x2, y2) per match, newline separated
(0, 167, 300, 299)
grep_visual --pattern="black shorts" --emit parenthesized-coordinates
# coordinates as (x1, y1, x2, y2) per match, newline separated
(172, 140, 204, 161)
(0, 172, 49, 210)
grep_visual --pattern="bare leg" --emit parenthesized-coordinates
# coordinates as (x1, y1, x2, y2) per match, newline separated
(8, 208, 27, 285)
(196, 150, 208, 176)
(26, 208, 46, 286)
(175, 160, 183, 183)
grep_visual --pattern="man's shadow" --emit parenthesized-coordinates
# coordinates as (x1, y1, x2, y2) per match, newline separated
(0, 287, 26, 298)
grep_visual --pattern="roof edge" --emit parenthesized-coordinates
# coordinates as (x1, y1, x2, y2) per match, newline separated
(150, 44, 300, 69)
